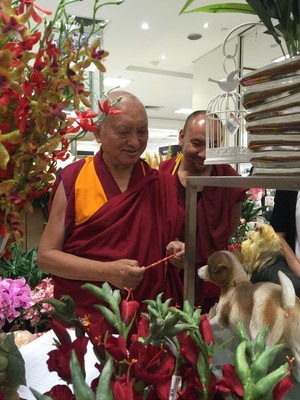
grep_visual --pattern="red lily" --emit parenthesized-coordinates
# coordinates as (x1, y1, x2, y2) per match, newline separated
(215, 363, 243, 398)
(133, 342, 175, 384)
(44, 385, 75, 400)
(47, 335, 88, 384)
(111, 376, 134, 400)
(105, 334, 128, 361)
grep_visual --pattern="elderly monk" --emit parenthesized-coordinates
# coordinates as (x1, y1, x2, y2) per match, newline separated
(37, 91, 185, 324)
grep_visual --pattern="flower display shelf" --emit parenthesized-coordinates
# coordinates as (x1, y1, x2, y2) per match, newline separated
(184, 176, 300, 308)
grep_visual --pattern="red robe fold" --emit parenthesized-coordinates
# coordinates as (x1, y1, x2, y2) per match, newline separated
(50, 151, 185, 322)
(160, 156, 247, 309)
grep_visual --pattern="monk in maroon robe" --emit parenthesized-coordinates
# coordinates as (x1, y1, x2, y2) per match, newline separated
(160, 110, 247, 312)
(37, 91, 185, 324)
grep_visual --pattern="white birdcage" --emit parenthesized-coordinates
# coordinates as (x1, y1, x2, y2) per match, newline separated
(204, 22, 262, 165)
(205, 91, 250, 165)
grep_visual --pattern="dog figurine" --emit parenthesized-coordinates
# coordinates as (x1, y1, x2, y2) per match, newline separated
(242, 224, 300, 297)
(198, 250, 300, 382)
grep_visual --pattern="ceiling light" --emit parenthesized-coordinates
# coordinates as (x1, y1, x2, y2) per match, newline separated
(174, 108, 193, 115)
(203, 22, 209, 29)
(187, 33, 202, 40)
(161, 54, 166, 60)
(103, 77, 132, 88)
(141, 22, 149, 30)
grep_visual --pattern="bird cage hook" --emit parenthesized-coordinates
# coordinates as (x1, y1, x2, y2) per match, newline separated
(222, 21, 267, 75)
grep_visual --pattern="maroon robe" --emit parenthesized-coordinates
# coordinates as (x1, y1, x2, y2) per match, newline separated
(160, 156, 247, 310)
(50, 151, 185, 322)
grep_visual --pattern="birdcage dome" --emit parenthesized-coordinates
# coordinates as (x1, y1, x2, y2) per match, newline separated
(205, 91, 250, 165)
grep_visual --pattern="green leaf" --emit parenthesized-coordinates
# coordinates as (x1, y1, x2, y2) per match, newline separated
(30, 388, 53, 400)
(180, 2, 255, 15)
(179, 0, 196, 14)
(5, 333, 26, 386)
(96, 357, 114, 400)
(70, 350, 95, 399)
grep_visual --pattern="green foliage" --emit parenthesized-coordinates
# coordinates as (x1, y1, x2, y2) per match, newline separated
(0, 243, 48, 289)
(0, 332, 26, 387)
(234, 322, 290, 400)
(242, 196, 267, 223)
(179, 0, 300, 57)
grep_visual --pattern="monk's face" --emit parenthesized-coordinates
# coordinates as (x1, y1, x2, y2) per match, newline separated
(179, 114, 221, 173)
(95, 96, 148, 168)
(179, 113, 207, 173)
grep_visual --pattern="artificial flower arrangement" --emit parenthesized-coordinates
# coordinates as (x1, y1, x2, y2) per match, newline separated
(0, 275, 53, 332)
(28, 282, 295, 400)
(0, 0, 124, 259)
(0, 276, 53, 398)
(179, 0, 300, 58)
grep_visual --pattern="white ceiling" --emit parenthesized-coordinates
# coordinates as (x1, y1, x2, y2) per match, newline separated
(38, 0, 282, 151)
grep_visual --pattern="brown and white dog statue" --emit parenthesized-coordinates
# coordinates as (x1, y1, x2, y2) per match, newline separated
(198, 250, 300, 382)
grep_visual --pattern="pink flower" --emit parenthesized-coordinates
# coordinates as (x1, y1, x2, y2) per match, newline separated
(0, 278, 32, 327)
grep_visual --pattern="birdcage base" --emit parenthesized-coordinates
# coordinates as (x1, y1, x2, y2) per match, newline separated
(205, 146, 251, 165)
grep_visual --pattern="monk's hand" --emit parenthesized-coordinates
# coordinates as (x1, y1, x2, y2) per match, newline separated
(110, 259, 145, 290)
(166, 240, 185, 270)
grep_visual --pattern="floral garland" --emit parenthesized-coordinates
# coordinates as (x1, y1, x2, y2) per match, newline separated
(0, 0, 123, 258)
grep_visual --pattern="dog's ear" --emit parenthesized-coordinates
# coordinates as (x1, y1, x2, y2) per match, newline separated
(212, 263, 228, 274)
(210, 252, 230, 273)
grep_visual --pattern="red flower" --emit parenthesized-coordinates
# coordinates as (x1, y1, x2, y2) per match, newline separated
(66, 110, 98, 134)
(16, 0, 52, 24)
(98, 99, 123, 115)
(273, 374, 294, 400)
(121, 298, 139, 325)
(200, 315, 213, 345)
(44, 385, 75, 400)
(215, 363, 243, 398)
(177, 332, 200, 366)
(84, 314, 113, 359)
(111, 376, 134, 400)
(105, 335, 128, 361)
(133, 342, 175, 384)
(47, 335, 88, 384)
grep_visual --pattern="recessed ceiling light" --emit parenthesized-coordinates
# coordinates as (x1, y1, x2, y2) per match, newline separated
(187, 33, 202, 40)
(141, 22, 149, 30)
(161, 54, 166, 60)
(103, 77, 132, 88)
(174, 108, 193, 115)
(203, 22, 209, 29)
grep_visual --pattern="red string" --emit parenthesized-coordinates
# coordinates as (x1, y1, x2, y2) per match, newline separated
(145, 254, 176, 270)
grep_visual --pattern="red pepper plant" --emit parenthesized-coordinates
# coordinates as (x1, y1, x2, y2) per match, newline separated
(31, 282, 294, 400)
(0, 0, 124, 258)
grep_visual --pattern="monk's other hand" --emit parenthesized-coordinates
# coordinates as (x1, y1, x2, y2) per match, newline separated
(166, 240, 185, 270)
